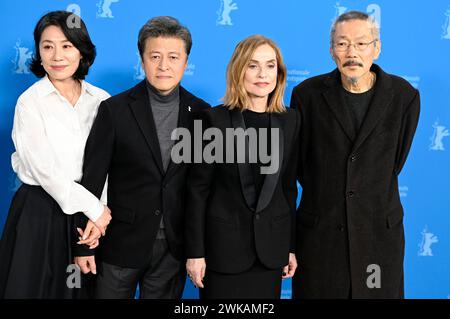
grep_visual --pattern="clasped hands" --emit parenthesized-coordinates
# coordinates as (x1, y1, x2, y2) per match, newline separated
(74, 205, 111, 274)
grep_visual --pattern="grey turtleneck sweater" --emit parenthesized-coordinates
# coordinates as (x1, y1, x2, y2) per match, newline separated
(146, 81, 180, 172)
(146, 81, 180, 238)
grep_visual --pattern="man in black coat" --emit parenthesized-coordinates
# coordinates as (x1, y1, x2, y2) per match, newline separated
(73, 16, 210, 298)
(290, 11, 420, 298)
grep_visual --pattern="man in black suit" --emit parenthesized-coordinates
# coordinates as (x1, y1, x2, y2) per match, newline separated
(73, 16, 210, 298)
(291, 11, 420, 298)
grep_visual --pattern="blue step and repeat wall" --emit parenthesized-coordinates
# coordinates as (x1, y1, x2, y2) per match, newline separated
(0, 0, 449, 299)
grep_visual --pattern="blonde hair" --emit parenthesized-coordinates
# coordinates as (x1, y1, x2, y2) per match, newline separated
(223, 35, 287, 113)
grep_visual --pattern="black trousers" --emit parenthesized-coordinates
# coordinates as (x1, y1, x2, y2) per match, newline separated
(200, 260, 283, 299)
(94, 237, 186, 299)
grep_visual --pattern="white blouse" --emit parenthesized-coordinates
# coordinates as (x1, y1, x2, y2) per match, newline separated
(11, 75, 110, 221)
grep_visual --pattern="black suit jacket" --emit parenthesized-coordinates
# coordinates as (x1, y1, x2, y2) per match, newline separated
(73, 81, 210, 268)
(290, 64, 420, 298)
(185, 106, 300, 274)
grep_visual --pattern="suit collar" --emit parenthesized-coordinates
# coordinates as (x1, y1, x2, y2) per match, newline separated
(129, 81, 165, 174)
(322, 64, 394, 151)
(256, 113, 284, 212)
(322, 70, 356, 141)
(129, 81, 195, 177)
(351, 64, 394, 151)
(230, 109, 284, 213)
(164, 86, 194, 178)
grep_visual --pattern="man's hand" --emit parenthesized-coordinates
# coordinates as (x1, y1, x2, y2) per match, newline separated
(186, 258, 206, 288)
(76, 221, 101, 249)
(94, 205, 112, 236)
(282, 253, 297, 279)
(74, 256, 97, 275)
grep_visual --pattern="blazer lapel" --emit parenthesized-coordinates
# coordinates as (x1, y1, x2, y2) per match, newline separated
(322, 70, 357, 142)
(129, 81, 164, 175)
(165, 87, 191, 179)
(231, 109, 258, 211)
(352, 65, 394, 152)
(255, 113, 284, 213)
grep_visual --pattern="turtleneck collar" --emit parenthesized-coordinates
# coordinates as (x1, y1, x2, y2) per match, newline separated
(146, 80, 180, 104)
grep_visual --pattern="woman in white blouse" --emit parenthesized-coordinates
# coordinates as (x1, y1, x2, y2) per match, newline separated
(0, 11, 111, 298)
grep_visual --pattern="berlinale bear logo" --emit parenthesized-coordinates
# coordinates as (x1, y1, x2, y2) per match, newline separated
(418, 226, 439, 257)
(12, 40, 32, 74)
(217, 0, 238, 26)
(97, 0, 119, 19)
(429, 121, 449, 151)
(442, 7, 450, 39)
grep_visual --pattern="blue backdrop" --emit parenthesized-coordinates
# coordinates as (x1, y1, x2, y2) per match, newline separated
(0, 0, 449, 299)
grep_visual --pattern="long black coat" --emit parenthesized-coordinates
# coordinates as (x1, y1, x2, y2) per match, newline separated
(290, 64, 420, 298)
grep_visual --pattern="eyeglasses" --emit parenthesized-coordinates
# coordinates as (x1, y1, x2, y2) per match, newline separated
(333, 39, 378, 52)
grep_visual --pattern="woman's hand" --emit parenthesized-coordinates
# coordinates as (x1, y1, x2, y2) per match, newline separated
(282, 253, 297, 279)
(77, 220, 101, 249)
(93, 205, 112, 236)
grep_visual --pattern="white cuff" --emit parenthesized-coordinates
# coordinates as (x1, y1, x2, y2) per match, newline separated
(84, 200, 103, 222)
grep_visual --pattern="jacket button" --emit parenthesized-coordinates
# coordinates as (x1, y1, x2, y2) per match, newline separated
(154, 210, 161, 216)
(255, 213, 260, 220)
(347, 191, 354, 198)
(350, 155, 357, 162)
(338, 225, 345, 232)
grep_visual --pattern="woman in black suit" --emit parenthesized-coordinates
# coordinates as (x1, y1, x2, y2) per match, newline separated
(185, 35, 300, 298)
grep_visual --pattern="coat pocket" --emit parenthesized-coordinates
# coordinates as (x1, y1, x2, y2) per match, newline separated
(386, 203, 404, 229)
(208, 215, 235, 226)
(272, 213, 290, 224)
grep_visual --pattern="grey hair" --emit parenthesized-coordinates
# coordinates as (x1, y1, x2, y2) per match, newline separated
(138, 16, 192, 57)
(330, 11, 380, 47)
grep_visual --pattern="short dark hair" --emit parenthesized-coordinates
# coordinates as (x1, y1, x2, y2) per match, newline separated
(138, 16, 192, 57)
(30, 10, 96, 80)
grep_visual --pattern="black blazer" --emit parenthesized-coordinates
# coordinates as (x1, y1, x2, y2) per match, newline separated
(290, 64, 420, 298)
(185, 105, 300, 274)
(73, 81, 210, 268)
